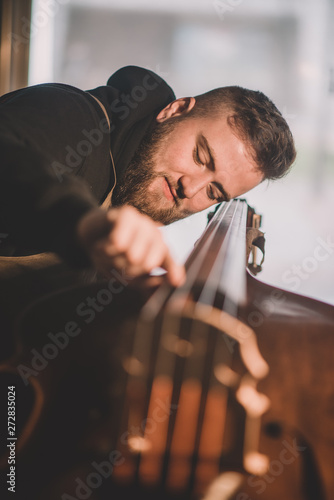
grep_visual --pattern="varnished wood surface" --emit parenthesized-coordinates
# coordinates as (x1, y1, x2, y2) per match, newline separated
(1, 200, 333, 499)
(0, 271, 332, 499)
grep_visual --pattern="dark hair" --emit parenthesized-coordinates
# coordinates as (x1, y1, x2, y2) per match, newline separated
(190, 86, 296, 180)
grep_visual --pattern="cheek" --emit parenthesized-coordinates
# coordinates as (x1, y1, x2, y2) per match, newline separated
(160, 140, 193, 174)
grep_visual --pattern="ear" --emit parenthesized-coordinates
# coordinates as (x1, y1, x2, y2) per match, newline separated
(156, 97, 196, 123)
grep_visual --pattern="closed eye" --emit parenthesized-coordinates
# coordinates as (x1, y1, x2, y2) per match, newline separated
(207, 184, 219, 201)
(193, 147, 222, 201)
(193, 146, 202, 165)
(197, 132, 231, 202)
(207, 183, 228, 202)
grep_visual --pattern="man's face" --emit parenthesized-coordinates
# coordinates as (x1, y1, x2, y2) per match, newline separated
(112, 108, 263, 224)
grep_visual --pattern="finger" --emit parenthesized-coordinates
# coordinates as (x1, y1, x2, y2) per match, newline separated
(92, 206, 185, 283)
(130, 229, 185, 285)
(161, 251, 186, 287)
(123, 225, 160, 269)
(139, 236, 172, 273)
(108, 208, 162, 270)
(105, 225, 135, 258)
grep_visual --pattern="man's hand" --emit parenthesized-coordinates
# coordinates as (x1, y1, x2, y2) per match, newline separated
(76, 205, 185, 286)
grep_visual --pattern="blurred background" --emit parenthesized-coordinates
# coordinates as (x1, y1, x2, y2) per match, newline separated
(1, 0, 334, 304)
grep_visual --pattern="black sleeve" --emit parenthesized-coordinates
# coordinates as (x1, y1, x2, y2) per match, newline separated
(0, 138, 98, 267)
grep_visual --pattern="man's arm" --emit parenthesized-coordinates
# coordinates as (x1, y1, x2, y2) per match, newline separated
(0, 140, 185, 285)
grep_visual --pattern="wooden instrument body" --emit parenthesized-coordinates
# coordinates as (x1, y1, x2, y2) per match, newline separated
(0, 200, 333, 500)
(243, 274, 334, 500)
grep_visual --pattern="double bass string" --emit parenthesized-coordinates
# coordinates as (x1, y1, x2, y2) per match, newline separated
(138, 200, 231, 323)
(185, 200, 246, 494)
(195, 198, 248, 314)
(187, 198, 246, 488)
(131, 202, 231, 489)
(164, 200, 266, 491)
(150, 201, 242, 492)
(114, 200, 247, 492)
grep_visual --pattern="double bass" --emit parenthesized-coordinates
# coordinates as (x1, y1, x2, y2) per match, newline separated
(0, 199, 333, 499)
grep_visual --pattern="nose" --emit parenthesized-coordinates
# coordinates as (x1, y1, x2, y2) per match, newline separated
(178, 173, 210, 199)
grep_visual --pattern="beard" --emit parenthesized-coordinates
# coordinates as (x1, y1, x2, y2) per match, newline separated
(111, 116, 192, 225)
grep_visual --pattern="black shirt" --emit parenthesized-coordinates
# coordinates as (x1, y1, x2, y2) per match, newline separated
(0, 66, 175, 265)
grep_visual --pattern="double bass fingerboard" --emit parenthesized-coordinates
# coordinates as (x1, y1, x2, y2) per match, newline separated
(111, 200, 270, 499)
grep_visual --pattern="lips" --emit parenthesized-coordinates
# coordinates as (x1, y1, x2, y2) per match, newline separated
(164, 177, 177, 203)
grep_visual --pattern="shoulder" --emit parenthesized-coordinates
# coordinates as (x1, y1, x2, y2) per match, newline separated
(0, 83, 92, 108)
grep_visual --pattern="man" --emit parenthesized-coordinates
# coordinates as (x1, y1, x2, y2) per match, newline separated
(0, 67, 296, 494)
(0, 65, 296, 286)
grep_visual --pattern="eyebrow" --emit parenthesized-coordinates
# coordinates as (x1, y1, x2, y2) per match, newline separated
(199, 133, 231, 202)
